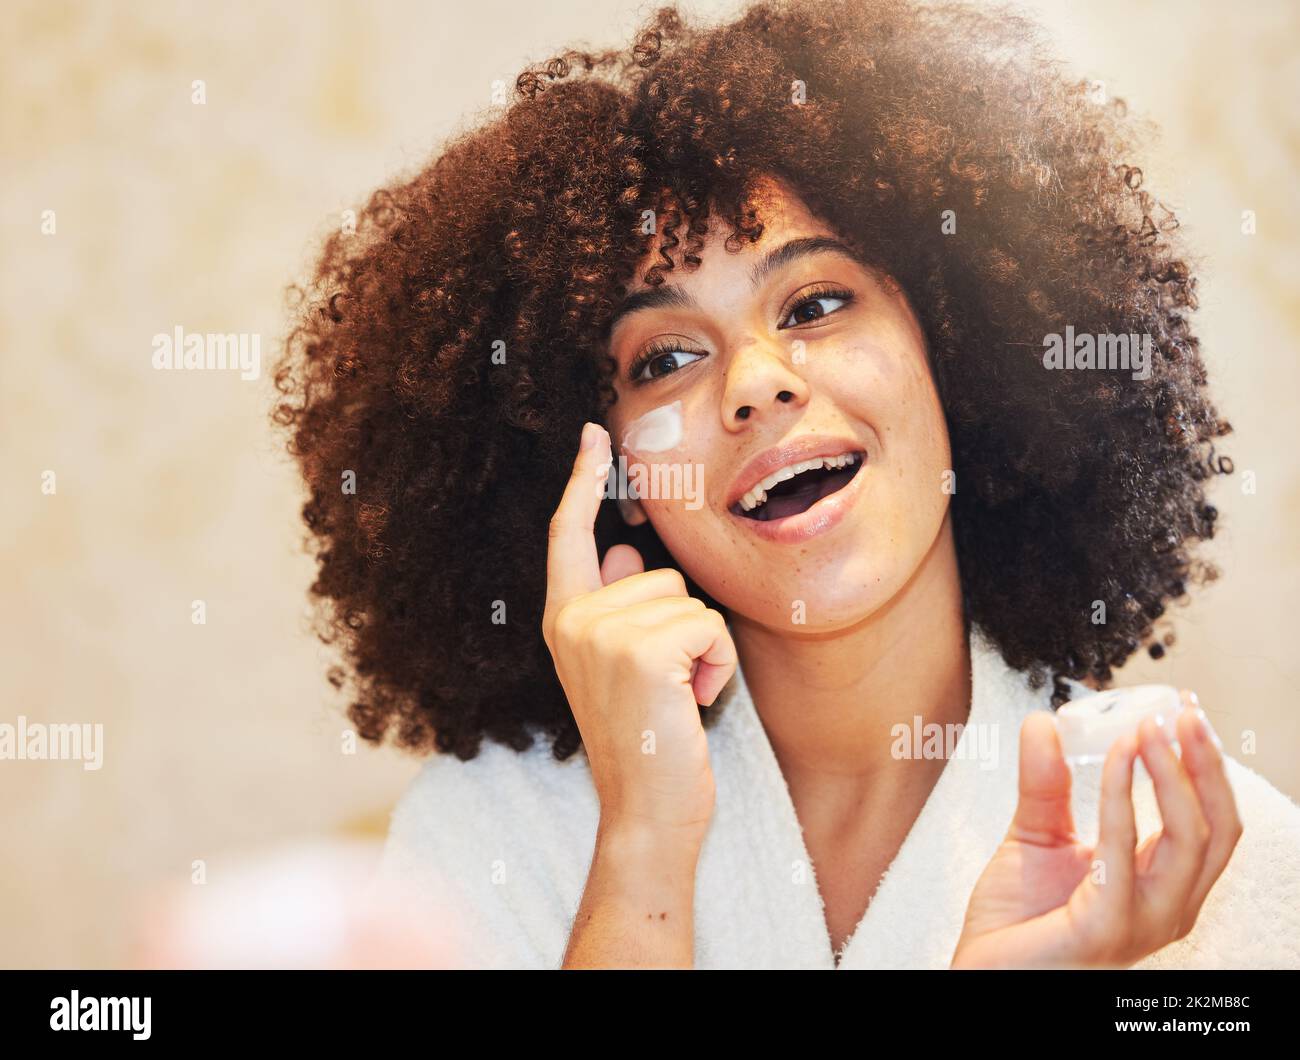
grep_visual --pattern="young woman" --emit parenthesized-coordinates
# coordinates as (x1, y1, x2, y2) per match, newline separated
(274, 0, 1300, 968)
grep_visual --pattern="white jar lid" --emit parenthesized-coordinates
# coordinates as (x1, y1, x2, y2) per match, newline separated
(1054, 684, 1183, 765)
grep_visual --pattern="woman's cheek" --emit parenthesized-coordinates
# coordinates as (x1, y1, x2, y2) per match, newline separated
(824, 338, 890, 388)
(619, 399, 685, 456)
(841, 330, 949, 479)
(618, 396, 716, 543)
(893, 362, 955, 544)
(639, 498, 741, 608)
(831, 333, 952, 576)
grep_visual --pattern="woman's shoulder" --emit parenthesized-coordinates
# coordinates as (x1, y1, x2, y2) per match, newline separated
(1219, 753, 1300, 895)
(397, 731, 596, 819)
(384, 732, 601, 872)
(375, 733, 601, 968)
(1135, 752, 1300, 969)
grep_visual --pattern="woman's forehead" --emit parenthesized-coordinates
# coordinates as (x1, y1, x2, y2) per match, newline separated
(622, 182, 843, 295)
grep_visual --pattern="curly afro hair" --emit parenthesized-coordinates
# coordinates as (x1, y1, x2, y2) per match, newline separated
(272, 0, 1232, 762)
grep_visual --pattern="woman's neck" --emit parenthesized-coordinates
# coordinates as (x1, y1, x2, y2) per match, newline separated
(728, 511, 970, 824)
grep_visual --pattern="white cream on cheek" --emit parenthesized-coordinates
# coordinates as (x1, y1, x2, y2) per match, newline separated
(620, 399, 684, 456)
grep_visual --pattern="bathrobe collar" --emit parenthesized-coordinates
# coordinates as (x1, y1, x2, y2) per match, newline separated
(695, 624, 1048, 969)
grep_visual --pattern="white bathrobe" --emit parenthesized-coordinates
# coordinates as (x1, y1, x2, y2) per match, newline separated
(376, 627, 1300, 969)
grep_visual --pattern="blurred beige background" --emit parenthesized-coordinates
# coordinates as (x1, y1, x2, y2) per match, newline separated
(1, 0, 1297, 967)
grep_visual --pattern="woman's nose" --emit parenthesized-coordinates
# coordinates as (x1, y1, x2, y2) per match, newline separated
(721, 338, 810, 428)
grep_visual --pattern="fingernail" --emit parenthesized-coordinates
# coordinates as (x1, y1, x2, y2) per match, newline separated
(580, 422, 598, 450)
(1152, 714, 1174, 744)
(1195, 707, 1222, 750)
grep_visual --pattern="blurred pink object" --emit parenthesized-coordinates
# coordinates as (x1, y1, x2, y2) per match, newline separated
(130, 837, 469, 969)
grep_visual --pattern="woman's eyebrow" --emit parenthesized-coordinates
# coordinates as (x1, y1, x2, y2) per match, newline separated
(605, 236, 861, 335)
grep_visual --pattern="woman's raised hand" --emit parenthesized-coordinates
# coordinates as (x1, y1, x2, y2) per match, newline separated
(951, 695, 1242, 969)
(543, 422, 737, 845)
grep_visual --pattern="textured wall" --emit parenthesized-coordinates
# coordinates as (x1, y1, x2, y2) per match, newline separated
(1, 0, 1296, 967)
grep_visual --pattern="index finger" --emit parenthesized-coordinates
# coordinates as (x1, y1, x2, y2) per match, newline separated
(545, 421, 613, 608)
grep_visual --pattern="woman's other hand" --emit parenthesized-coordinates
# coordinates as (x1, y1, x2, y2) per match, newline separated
(950, 693, 1242, 969)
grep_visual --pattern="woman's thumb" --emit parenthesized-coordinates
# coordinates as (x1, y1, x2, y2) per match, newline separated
(599, 543, 645, 585)
(1009, 713, 1076, 843)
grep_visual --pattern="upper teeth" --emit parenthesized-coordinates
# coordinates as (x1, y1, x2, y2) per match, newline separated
(738, 454, 860, 512)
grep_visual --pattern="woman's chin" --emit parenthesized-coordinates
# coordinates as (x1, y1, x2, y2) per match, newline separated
(721, 579, 900, 635)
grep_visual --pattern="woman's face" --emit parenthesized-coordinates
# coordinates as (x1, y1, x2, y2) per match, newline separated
(602, 175, 954, 632)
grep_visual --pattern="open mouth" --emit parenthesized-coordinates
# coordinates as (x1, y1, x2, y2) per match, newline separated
(729, 453, 865, 522)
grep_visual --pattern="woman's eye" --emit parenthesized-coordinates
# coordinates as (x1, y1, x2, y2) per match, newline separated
(780, 291, 851, 328)
(634, 347, 705, 382)
(628, 289, 852, 382)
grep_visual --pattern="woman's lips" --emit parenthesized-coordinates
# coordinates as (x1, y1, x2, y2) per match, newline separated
(728, 453, 867, 543)
(732, 458, 860, 521)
